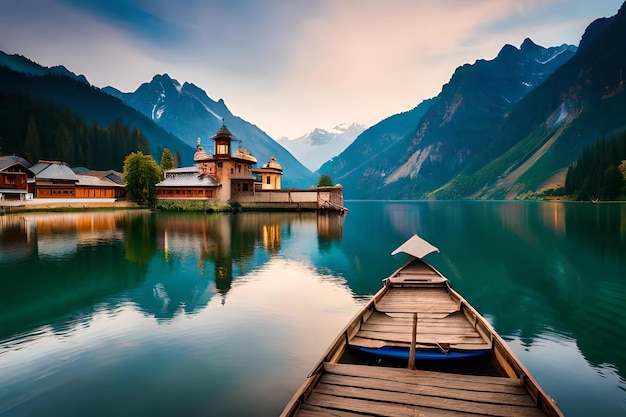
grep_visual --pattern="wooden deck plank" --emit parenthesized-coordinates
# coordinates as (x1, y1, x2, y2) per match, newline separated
(360, 322, 481, 335)
(311, 382, 543, 417)
(349, 336, 491, 351)
(365, 311, 468, 325)
(353, 330, 487, 345)
(325, 363, 524, 390)
(298, 403, 366, 417)
(304, 392, 481, 417)
(319, 375, 535, 407)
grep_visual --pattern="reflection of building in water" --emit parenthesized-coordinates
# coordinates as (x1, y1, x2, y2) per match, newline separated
(5, 212, 132, 259)
(317, 213, 344, 241)
(262, 223, 281, 254)
(539, 202, 566, 236)
(0, 215, 35, 261)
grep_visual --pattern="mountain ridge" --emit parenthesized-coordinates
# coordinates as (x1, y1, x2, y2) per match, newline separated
(105, 74, 316, 188)
(319, 38, 577, 199)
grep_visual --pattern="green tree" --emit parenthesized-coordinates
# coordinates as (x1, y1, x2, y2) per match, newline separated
(317, 174, 333, 187)
(160, 148, 176, 171)
(123, 151, 163, 204)
(619, 160, 626, 179)
(55, 122, 73, 164)
(24, 114, 41, 163)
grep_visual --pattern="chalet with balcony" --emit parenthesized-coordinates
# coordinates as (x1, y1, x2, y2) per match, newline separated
(0, 155, 34, 201)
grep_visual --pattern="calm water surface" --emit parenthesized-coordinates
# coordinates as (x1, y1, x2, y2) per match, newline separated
(1, 201, 625, 416)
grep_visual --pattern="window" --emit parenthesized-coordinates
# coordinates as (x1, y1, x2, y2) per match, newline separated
(217, 143, 228, 155)
(266, 175, 271, 185)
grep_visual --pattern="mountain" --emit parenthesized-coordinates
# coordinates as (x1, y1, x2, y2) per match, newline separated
(104, 75, 317, 188)
(319, 38, 577, 199)
(434, 4, 626, 199)
(0, 53, 193, 164)
(277, 123, 365, 171)
(0, 51, 89, 84)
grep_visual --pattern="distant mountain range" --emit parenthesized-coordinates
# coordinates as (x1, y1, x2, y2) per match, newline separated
(2, 3, 624, 199)
(319, 38, 579, 199)
(103, 75, 316, 188)
(277, 123, 365, 171)
(0, 53, 316, 188)
(320, 4, 626, 200)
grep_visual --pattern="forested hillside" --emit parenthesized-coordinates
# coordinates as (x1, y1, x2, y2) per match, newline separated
(564, 132, 626, 201)
(0, 66, 193, 165)
(0, 92, 150, 170)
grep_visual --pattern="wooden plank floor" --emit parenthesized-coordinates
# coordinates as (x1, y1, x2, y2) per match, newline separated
(351, 287, 491, 351)
(296, 363, 546, 417)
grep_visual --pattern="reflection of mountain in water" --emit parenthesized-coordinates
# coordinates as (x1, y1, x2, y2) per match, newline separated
(342, 201, 626, 381)
(0, 210, 346, 340)
(126, 211, 344, 317)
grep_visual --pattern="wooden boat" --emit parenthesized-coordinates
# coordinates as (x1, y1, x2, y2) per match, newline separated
(281, 234, 564, 417)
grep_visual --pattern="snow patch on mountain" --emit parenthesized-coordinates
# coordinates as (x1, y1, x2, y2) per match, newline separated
(278, 123, 365, 171)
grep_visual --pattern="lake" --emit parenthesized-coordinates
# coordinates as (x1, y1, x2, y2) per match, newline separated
(1, 201, 625, 416)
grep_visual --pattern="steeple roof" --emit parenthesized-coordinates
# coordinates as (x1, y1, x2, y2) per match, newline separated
(211, 124, 234, 140)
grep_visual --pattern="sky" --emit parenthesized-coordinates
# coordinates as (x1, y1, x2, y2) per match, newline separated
(0, 0, 623, 140)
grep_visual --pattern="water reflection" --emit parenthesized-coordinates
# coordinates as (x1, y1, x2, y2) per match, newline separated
(0, 212, 149, 340)
(342, 201, 626, 398)
(0, 210, 347, 339)
(1, 203, 625, 416)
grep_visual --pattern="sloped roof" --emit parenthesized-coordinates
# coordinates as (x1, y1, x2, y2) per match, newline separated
(76, 174, 124, 188)
(0, 155, 32, 171)
(78, 169, 124, 184)
(157, 167, 219, 187)
(194, 144, 211, 162)
(31, 161, 78, 181)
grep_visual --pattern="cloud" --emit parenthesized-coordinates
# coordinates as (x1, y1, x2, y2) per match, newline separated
(0, 0, 623, 139)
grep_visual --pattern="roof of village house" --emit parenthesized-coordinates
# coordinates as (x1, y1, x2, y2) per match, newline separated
(0, 155, 32, 171)
(77, 169, 124, 184)
(76, 174, 124, 188)
(30, 161, 79, 181)
(156, 166, 220, 187)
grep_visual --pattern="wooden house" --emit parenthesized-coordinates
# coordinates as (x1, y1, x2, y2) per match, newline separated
(0, 155, 34, 201)
(155, 166, 220, 199)
(29, 161, 79, 198)
(75, 170, 126, 199)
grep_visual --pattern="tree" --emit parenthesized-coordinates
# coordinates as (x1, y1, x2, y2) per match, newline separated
(55, 122, 73, 164)
(24, 114, 41, 162)
(160, 148, 176, 171)
(317, 174, 333, 187)
(123, 151, 163, 204)
(619, 160, 626, 180)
